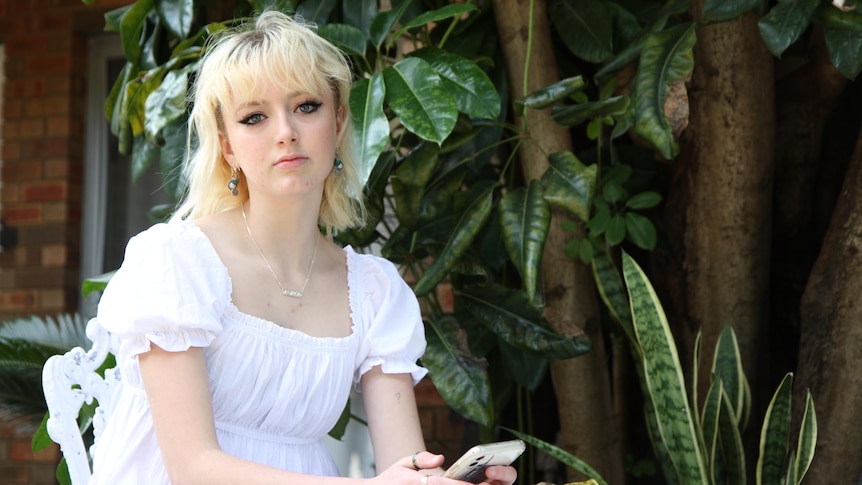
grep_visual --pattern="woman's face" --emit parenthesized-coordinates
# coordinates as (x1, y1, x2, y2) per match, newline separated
(219, 79, 343, 202)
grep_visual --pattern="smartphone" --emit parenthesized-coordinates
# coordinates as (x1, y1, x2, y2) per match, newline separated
(442, 439, 526, 483)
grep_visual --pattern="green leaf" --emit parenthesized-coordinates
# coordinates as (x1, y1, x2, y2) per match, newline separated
(624, 212, 657, 250)
(757, 373, 793, 485)
(717, 389, 746, 483)
(56, 458, 70, 485)
(31, 412, 52, 452)
(295, 0, 337, 25)
(549, 0, 614, 63)
(143, 68, 190, 146)
(119, 0, 154, 66)
(408, 47, 501, 120)
(551, 96, 631, 127)
(793, 390, 817, 484)
(395, 142, 439, 187)
(632, 23, 697, 159)
(317, 23, 368, 56)
(622, 251, 709, 483)
(498, 340, 548, 391)
(606, 215, 626, 245)
(390, 3, 478, 44)
(499, 181, 550, 300)
(824, 27, 862, 79)
(341, 0, 377, 34)
(369, 0, 413, 48)
(104, 5, 130, 33)
(131, 136, 161, 183)
(159, 117, 188, 202)
(505, 429, 609, 485)
(327, 399, 351, 440)
(813, 2, 862, 31)
(591, 250, 634, 344)
(540, 151, 597, 222)
(382, 58, 458, 145)
(516, 76, 587, 111)
(711, 325, 747, 428)
(155, 0, 194, 39)
(83, 271, 116, 297)
(458, 285, 592, 359)
(700, 379, 723, 477)
(424, 316, 494, 428)
(703, 0, 762, 23)
(626, 191, 662, 209)
(413, 181, 496, 295)
(349, 74, 389, 187)
(758, 0, 820, 57)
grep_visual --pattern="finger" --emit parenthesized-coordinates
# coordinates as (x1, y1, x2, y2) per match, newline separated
(406, 451, 445, 471)
(484, 465, 517, 484)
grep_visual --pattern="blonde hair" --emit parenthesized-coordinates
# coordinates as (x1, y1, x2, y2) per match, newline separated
(174, 10, 365, 235)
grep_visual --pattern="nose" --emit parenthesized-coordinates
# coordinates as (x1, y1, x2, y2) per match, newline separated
(273, 113, 297, 144)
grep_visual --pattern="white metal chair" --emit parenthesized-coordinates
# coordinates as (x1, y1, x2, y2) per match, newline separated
(42, 318, 122, 485)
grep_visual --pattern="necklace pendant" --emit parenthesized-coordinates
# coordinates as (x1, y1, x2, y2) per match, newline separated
(283, 288, 302, 298)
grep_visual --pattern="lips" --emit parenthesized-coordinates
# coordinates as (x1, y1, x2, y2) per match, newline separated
(274, 154, 308, 168)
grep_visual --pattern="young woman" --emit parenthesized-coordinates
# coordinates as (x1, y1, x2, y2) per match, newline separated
(88, 9, 517, 485)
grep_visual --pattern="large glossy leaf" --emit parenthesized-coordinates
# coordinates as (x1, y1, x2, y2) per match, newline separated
(408, 48, 501, 120)
(369, 0, 413, 48)
(159, 116, 188, 201)
(341, 0, 377, 34)
(143, 68, 189, 146)
(423, 316, 494, 427)
(540, 151, 596, 222)
(419, 170, 463, 224)
(506, 429, 609, 485)
(382, 58, 458, 145)
(757, 373, 793, 485)
(390, 3, 478, 44)
(516, 76, 586, 112)
(549, 0, 614, 63)
(458, 285, 592, 359)
(632, 23, 697, 160)
(551, 95, 630, 127)
(758, 0, 820, 57)
(622, 251, 709, 483)
(390, 178, 423, 228)
(119, 0, 154, 66)
(413, 181, 496, 295)
(703, 0, 761, 22)
(498, 340, 547, 391)
(395, 142, 440, 187)
(317, 23, 368, 56)
(349, 74, 389, 188)
(155, 0, 193, 39)
(131, 135, 160, 184)
(824, 27, 862, 80)
(499, 181, 550, 300)
(793, 390, 817, 484)
(295, 0, 337, 25)
(625, 212, 657, 250)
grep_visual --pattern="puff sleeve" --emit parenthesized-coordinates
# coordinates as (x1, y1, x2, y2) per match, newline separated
(95, 222, 230, 362)
(352, 251, 428, 388)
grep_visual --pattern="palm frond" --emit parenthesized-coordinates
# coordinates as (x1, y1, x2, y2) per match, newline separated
(0, 313, 89, 350)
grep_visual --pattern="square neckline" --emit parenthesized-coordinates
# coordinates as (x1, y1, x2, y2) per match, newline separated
(186, 220, 359, 342)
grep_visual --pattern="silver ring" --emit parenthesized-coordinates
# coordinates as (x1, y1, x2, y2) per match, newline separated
(412, 452, 421, 470)
(420, 475, 430, 485)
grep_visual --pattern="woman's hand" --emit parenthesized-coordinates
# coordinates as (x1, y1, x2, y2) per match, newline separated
(370, 452, 517, 485)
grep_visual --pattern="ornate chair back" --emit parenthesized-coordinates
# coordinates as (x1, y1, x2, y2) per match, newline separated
(42, 319, 122, 485)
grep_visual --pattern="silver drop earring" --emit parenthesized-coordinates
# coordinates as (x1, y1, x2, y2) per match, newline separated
(333, 157, 344, 176)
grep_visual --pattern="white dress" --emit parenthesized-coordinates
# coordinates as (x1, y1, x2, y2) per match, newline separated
(89, 221, 428, 484)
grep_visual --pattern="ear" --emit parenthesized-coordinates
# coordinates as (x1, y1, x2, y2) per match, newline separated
(335, 106, 345, 137)
(219, 132, 236, 164)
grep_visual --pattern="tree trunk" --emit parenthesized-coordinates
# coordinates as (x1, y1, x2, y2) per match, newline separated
(492, 1, 624, 483)
(660, 7, 775, 407)
(796, 124, 862, 483)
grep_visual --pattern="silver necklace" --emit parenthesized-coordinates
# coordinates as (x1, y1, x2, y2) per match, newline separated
(241, 203, 320, 298)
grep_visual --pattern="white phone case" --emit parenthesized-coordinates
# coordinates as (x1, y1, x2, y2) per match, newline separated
(442, 439, 526, 483)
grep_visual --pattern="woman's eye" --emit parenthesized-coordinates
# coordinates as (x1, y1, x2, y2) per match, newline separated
(239, 113, 265, 125)
(297, 101, 322, 114)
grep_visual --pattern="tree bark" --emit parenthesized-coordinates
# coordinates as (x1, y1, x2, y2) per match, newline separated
(796, 124, 862, 483)
(491, 1, 624, 483)
(660, 7, 775, 406)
